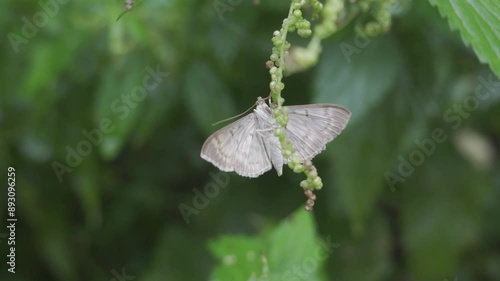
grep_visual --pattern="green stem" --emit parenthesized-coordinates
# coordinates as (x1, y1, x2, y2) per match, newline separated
(277, 4, 295, 81)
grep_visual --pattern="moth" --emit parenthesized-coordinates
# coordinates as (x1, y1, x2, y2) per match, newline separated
(200, 97, 351, 178)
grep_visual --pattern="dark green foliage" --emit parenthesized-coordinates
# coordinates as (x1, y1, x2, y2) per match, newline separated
(0, 1, 499, 281)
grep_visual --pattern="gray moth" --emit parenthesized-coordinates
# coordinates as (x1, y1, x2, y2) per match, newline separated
(200, 97, 351, 178)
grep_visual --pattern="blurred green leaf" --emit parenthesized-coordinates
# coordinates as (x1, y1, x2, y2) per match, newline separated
(429, 0, 500, 78)
(19, 182, 77, 281)
(209, 22, 243, 66)
(22, 35, 81, 99)
(93, 60, 156, 160)
(131, 77, 179, 148)
(210, 235, 267, 281)
(210, 207, 328, 281)
(329, 214, 393, 281)
(326, 83, 423, 233)
(2, 1, 500, 281)
(401, 142, 492, 279)
(75, 156, 102, 229)
(184, 61, 237, 135)
(142, 226, 211, 281)
(266, 209, 327, 281)
(314, 35, 402, 125)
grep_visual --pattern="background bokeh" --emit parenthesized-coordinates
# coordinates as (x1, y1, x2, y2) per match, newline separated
(1, 0, 499, 281)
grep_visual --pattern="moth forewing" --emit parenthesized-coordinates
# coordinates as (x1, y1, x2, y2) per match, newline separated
(232, 120, 272, 178)
(283, 104, 351, 162)
(200, 104, 276, 178)
(200, 100, 351, 178)
(200, 113, 256, 173)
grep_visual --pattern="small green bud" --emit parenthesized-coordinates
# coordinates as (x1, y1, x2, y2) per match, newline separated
(270, 53, 279, 61)
(314, 2, 323, 11)
(274, 71, 282, 80)
(293, 164, 305, 173)
(300, 180, 310, 189)
(293, 9, 302, 18)
(274, 127, 284, 137)
(296, 19, 310, 29)
(282, 114, 289, 124)
(298, 29, 312, 38)
(313, 177, 322, 189)
(308, 169, 318, 178)
(273, 109, 280, 117)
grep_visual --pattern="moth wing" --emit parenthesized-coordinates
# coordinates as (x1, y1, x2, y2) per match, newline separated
(258, 125, 284, 176)
(284, 104, 351, 162)
(200, 113, 272, 178)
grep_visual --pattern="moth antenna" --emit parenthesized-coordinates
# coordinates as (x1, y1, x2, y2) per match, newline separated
(211, 100, 258, 126)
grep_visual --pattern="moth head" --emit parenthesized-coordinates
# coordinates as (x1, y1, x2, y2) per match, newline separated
(256, 96, 272, 108)
(256, 96, 266, 105)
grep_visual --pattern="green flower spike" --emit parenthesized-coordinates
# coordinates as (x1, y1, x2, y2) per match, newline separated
(267, 0, 327, 211)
